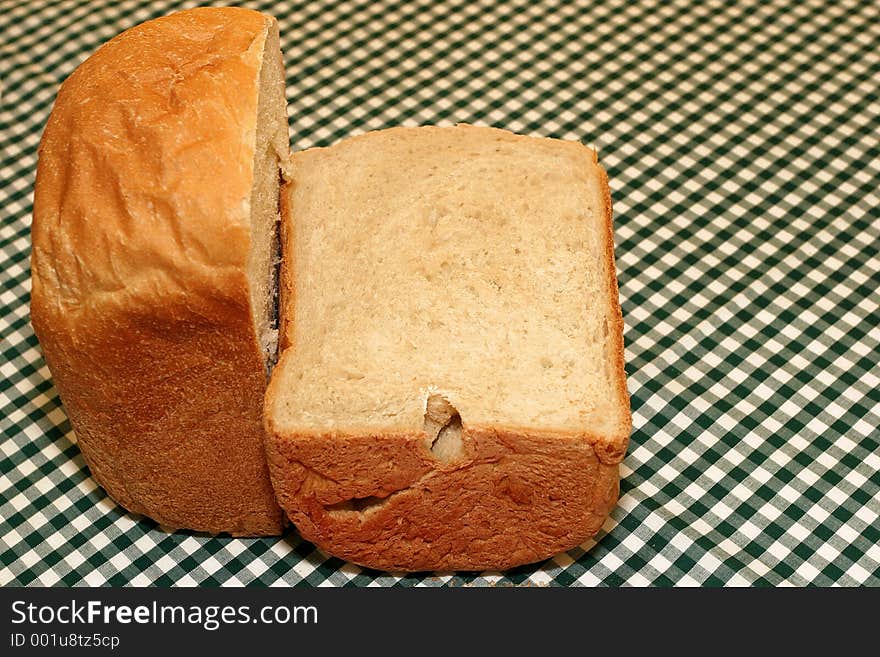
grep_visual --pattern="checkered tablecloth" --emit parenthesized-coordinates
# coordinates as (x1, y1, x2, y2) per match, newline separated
(2, 0, 878, 587)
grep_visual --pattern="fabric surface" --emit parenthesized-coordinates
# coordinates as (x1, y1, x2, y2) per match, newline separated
(1, 0, 878, 586)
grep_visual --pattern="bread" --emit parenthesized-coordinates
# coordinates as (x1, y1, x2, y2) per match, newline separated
(29, 7, 289, 535)
(265, 125, 631, 570)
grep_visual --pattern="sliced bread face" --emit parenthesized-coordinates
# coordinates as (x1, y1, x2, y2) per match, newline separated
(266, 125, 630, 570)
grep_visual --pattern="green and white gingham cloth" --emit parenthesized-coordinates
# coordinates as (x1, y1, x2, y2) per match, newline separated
(1, 0, 878, 586)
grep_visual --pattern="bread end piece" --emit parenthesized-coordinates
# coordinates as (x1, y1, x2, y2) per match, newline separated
(267, 125, 630, 568)
(30, 7, 287, 535)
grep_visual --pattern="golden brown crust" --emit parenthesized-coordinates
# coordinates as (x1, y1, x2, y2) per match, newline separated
(278, 179, 296, 354)
(30, 7, 282, 535)
(265, 422, 619, 571)
(265, 131, 630, 568)
(593, 153, 632, 461)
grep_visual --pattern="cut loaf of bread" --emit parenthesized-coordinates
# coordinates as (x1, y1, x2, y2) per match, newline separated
(30, 7, 288, 535)
(265, 125, 631, 570)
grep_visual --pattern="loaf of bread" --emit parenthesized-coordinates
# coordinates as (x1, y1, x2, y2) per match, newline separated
(30, 7, 631, 565)
(30, 7, 289, 535)
(265, 125, 631, 570)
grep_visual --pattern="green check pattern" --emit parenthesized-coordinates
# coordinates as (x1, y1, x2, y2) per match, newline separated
(1, 0, 879, 586)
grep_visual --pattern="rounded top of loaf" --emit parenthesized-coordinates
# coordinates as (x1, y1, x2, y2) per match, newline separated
(31, 6, 273, 317)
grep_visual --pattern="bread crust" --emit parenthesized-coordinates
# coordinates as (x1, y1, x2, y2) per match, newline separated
(266, 423, 621, 571)
(30, 7, 283, 535)
(594, 152, 633, 460)
(267, 126, 630, 568)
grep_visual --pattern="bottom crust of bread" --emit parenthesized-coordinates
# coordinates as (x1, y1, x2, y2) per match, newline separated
(266, 427, 620, 571)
